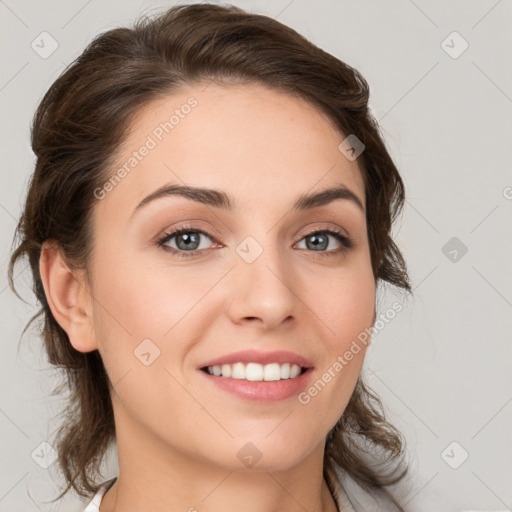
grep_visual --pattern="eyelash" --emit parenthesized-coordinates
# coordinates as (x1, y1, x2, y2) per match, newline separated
(156, 224, 355, 258)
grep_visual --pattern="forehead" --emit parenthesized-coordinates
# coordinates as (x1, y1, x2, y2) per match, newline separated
(97, 82, 365, 220)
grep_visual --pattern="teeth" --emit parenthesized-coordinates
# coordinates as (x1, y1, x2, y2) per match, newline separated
(232, 362, 245, 379)
(290, 364, 301, 378)
(264, 362, 283, 381)
(280, 363, 290, 379)
(246, 362, 263, 381)
(206, 362, 304, 381)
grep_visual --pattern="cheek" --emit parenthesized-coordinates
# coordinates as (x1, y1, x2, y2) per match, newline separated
(314, 257, 375, 348)
(93, 254, 217, 339)
(297, 272, 373, 433)
(90, 249, 229, 390)
(304, 256, 374, 403)
(89, 259, 201, 425)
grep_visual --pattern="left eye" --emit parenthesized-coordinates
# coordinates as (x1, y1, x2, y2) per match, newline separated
(296, 230, 349, 252)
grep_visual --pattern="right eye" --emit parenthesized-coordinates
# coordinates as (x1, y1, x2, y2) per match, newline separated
(157, 226, 219, 258)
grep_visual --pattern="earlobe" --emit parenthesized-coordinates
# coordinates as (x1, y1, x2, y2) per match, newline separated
(39, 241, 98, 353)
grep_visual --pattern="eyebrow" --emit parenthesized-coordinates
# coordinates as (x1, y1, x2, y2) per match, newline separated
(130, 183, 365, 219)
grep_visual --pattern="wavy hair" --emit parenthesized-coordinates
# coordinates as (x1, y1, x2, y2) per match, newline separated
(8, 3, 411, 506)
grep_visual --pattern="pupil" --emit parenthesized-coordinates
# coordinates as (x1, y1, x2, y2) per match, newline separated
(177, 232, 199, 250)
(307, 234, 327, 251)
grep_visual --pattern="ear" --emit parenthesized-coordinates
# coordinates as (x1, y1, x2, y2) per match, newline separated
(39, 241, 98, 353)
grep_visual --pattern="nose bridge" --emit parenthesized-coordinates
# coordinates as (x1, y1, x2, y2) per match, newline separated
(227, 233, 298, 329)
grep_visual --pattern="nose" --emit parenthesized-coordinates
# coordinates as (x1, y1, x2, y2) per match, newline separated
(226, 242, 299, 331)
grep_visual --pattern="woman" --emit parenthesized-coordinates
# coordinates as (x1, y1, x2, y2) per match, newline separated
(9, 3, 421, 511)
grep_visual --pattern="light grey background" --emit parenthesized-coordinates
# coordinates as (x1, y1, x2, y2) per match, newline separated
(1, 1, 511, 511)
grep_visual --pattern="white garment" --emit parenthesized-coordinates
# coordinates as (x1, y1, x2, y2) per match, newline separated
(83, 477, 116, 512)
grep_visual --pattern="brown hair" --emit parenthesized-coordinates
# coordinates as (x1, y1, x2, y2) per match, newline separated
(8, 2, 411, 507)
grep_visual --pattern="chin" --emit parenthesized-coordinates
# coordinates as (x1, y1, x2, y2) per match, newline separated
(204, 435, 319, 473)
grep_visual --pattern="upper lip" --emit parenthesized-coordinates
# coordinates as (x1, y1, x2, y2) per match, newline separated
(199, 350, 314, 369)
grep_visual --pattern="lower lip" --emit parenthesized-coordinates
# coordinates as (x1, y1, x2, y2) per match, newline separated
(198, 368, 313, 402)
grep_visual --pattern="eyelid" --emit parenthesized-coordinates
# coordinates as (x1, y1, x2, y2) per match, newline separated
(299, 222, 350, 239)
(155, 219, 219, 243)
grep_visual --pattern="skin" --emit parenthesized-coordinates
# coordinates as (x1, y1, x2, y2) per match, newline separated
(39, 82, 376, 512)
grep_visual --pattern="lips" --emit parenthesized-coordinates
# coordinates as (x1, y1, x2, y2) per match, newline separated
(198, 349, 314, 369)
(197, 349, 315, 401)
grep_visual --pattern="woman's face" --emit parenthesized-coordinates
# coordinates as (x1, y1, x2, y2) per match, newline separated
(87, 82, 375, 472)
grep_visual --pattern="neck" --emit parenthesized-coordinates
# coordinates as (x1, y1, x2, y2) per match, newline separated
(100, 408, 339, 512)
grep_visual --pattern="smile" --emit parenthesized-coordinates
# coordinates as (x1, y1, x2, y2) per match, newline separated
(202, 362, 307, 381)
